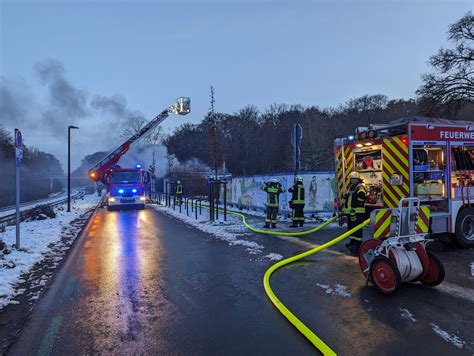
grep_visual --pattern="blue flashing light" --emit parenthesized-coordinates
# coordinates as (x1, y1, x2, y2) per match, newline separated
(136, 164, 142, 169)
(132, 188, 137, 193)
(118, 189, 124, 194)
(348, 135, 354, 140)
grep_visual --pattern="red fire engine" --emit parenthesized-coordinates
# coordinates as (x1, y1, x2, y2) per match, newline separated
(88, 97, 191, 210)
(335, 118, 474, 248)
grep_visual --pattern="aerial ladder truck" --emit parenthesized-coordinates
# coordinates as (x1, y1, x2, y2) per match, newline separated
(88, 97, 191, 210)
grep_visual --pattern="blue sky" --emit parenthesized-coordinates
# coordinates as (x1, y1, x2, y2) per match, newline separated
(0, 0, 472, 168)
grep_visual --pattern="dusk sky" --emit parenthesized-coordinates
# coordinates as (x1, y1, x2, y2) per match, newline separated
(1, 0, 472, 170)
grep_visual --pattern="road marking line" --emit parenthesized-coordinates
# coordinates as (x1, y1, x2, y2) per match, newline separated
(84, 241, 91, 248)
(37, 316, 63, 356)
(62, 276, 78, 299)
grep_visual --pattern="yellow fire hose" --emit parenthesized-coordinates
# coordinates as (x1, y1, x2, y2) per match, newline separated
(190, 200, 338, 237)
(263, 219, 370, 355)
(186, 201, 370, 354)
(227, 210, 338, 236)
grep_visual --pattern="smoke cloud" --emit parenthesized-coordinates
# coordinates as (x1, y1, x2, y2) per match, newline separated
(0, 59, 164, 175)
(0, 77, 33, 127)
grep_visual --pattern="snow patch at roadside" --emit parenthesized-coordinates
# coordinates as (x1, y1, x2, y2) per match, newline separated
(316, 283, 352, 297)
(470, 262, 474, 278)
(263, 253, 283, 261)
(400, 308, 416, 322)
(155, 206, 264, 254)
(0, 194, 100, 309)
(431, 323, 465, 349)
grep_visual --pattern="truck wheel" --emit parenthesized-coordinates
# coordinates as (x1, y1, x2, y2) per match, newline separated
(454, 208, 474, 248)
(420, 251, 445, 287)
(370, 256, 401, 295)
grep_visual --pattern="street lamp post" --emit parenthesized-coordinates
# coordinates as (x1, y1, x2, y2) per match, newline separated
(68, 125, 79, 212)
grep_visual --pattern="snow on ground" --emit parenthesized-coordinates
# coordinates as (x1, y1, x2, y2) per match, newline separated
(153, 205, 264, 255)
(470, 262, 474, 278)
(190, 201, 335, 224)
(0, 194, 100, 309)
(316, 283, 352, 297)
(399, 308, 417, 322)
(262, 253, 283, 262)
(431, 323, 465, 349)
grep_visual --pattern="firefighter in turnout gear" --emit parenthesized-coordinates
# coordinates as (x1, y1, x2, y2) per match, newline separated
(175, 180, 183, 205)
(342, 172, 367, 256)
(262, 179, 285, 228)
(289, 176, 305, 227)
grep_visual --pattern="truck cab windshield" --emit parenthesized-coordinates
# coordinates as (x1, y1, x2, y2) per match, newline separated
(110, 171, 142, 184)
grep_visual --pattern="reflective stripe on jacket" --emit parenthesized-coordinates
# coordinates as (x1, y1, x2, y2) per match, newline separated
(289, 183, 305, 205)
(176, 184, 183, 194)
(262, 184, 285, 207)
(342, 182, 366, 214)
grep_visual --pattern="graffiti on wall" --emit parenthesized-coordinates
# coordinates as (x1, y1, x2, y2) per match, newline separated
(227, 172, 336, 212)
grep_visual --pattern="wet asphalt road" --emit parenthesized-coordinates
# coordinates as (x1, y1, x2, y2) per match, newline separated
(7, 206, 474, 355)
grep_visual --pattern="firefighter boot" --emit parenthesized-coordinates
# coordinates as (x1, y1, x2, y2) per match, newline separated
(299, 221, 304, 227)
(271, 223, 277, 229)
(289, 221, 298, 228)
(348, 241, 361, 256)
(264, 222, 270, 228)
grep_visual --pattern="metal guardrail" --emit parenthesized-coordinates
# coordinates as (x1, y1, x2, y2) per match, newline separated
(0, 191, 84, 225)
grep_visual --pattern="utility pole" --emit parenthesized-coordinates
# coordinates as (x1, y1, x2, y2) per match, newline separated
(67, 125, 79, 212)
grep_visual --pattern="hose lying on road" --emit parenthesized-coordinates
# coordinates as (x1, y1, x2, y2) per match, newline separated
(187, 200, 339, 237)
(175, 201, 369, 354)
(263, 219, 370, 356)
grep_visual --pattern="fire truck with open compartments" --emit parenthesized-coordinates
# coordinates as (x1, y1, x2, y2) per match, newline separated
(88, 97, 191, 210)
(334, 117, 474, 248)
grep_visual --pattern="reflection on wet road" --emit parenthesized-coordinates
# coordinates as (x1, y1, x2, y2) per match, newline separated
(10, 208, 314, 355)
(8, 207, 474, 355)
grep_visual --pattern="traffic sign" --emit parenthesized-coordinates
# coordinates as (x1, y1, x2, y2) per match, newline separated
(15, 129, 22, 148)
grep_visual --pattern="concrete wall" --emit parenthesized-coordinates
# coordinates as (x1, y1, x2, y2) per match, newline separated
(227, 171, 336, 212)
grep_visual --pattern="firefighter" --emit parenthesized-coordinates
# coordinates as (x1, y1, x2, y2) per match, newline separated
(289, 176, 305, 227)
(175, 180, 183, 205)
(96, 182, 103, 197)
(342, 172, 367, 255)
(262, 179, 285, 228)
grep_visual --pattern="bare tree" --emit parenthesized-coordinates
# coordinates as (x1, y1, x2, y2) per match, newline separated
(417, 12, 474, 105)
(120, 114, 165, 145)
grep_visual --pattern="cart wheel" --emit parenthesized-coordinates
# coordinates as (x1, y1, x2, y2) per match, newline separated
(358, 239, 382, 278)
(420, 251, 445, 287)
(413, 242, 430, 281)
(370, 256, 401, 295)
